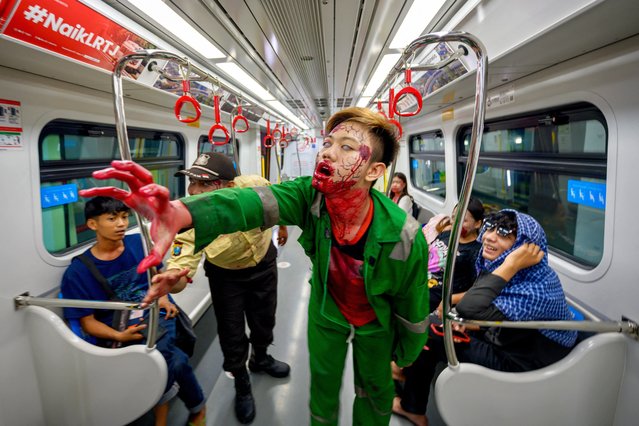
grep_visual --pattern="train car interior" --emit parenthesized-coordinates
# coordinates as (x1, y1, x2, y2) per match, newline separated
(1, 0, 639, 425)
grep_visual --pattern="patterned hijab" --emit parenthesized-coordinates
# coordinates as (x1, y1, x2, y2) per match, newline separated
(476, 209, 577, 347)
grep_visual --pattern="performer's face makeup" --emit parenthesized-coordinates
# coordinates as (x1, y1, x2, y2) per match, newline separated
(312, 121, 378, 194)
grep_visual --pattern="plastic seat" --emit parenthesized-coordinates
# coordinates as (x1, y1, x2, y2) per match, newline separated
(58, 292, 97, 344)
(435, 333, 627, 426)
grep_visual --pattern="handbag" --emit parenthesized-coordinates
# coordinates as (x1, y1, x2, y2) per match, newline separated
(174, 307, 197, 357)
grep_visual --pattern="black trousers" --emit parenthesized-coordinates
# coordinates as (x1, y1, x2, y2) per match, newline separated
(204, 243, 278, 372)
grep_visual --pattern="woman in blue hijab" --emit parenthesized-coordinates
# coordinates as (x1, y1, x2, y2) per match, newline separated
(393, 209, 577, 426)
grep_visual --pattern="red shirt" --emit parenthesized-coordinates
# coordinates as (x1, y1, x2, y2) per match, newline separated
(327, 200, 377, 326)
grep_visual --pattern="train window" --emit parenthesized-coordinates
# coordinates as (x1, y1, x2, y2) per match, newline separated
(197, 135, 237, 160)
(39, 120, 186, 254)
(408, 130, 446, 199)
(457, 103, 607, 267)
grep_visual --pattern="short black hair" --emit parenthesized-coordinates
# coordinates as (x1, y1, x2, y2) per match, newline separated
(84, 196, 130, 222)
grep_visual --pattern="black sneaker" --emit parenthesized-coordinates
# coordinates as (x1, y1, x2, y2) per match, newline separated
(248, 354, 291, 378)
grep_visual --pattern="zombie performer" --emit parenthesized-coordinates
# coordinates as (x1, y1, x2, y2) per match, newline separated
(81, 107, 430, 426)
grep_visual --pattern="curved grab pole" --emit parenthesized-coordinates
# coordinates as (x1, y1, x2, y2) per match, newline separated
(418, 32, 488, 368)
(112, 52, 167, 349)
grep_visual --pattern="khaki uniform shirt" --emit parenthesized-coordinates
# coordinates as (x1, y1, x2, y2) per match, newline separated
(167, 175, 273, 275)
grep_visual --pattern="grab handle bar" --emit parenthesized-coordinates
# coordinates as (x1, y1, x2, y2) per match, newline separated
(446, 312, 639, 339)
(15, 293, 145, 312)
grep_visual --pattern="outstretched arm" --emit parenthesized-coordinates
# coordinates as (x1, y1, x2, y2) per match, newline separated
(79, 161, 193, 273)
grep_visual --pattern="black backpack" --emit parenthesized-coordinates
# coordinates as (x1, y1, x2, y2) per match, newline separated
(410, 196, 421, 220)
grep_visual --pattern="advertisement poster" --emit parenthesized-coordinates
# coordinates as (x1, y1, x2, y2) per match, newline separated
(1, 0, 155, 78)
(0, 99, 23, 150)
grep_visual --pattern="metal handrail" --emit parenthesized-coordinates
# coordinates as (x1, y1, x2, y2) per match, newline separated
(368, 34, 469, 110)
(14, 294, 144, 312)
(376, 32, 488, 367)
(447, 312, 639, 339)
(112, 50, 300, 348)
(144, 51, 294, 129)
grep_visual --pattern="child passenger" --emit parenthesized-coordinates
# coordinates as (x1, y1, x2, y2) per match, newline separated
(60, 197, 206, 426)
(81, 107, 431, 426)
(393, 209, 577, 426)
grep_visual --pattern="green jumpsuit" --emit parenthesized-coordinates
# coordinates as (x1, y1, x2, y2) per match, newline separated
(182, 176, 430, 425)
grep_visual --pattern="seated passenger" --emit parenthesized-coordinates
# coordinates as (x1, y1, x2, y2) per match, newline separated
(393, 209, 577, 426)
(392, 198, 483, 393)
(60, 197, 206, 426)
(389, 172, 414, 214)
(423, 197, 484, 314)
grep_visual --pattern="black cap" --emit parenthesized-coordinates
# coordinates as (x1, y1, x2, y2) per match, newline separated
(175, 153, 238, 181)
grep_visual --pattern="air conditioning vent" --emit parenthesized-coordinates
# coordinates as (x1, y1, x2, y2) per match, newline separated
(286, 99, 306, 109)
(336, 98, 352, 108)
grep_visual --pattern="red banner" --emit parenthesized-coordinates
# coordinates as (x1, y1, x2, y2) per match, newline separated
(1, 0, 155, 77)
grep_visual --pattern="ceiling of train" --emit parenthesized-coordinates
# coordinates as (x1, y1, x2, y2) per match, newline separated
(108, 0, 463, 129)
(2, 0, 638, 131)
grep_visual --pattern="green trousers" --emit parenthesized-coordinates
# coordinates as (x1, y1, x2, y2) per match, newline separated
(308, 307, 395, 425)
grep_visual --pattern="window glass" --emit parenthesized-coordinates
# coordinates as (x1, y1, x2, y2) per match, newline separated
(198, 135, 236, 159)
(39, 120, 185, 254)
(409, 130, 446, 199)
(457, 103, 607, 267)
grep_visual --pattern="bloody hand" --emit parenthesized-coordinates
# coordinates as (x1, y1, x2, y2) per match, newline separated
(79, 160, 193, 273)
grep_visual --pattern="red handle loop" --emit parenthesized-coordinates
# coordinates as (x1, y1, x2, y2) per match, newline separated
(377, 100, 388, 118)
(263, 134, 274, 148)
(174, 80, 201, 123)
(209, 124, 230, 145)
(232, 115, 249, 133)
(393, 87, 423, 117)
(393, 69, 422, 117)
(208, 94, 230, 145)
(271, 128, 283, 141)
(298, 136, 310, 150)
(232, 105, 250, 133)
(279, 140, 289, 149)
(389, 118, 403, 139)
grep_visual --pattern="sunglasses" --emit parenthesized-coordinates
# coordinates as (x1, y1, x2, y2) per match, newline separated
(482, 221, 514, 237)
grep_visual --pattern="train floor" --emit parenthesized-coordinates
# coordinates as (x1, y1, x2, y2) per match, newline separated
(131, 226, 445, 426)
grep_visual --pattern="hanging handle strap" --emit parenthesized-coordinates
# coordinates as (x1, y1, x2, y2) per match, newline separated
(209, 93, 230, 145)
(393, 68, 423, 117)
(232, 104, 250, 133)
(174, 79, 202, 123)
